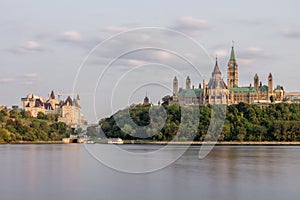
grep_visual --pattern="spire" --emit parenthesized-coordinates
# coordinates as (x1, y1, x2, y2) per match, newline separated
(186, 75, 190, 80)
(213, 56, 221, 75)
(50, 90, 55, 99)
(228, 41, 238, 68)
(254, 73, 259, 79)
(230, 46, 236, 62)
(268, 73, 272, 78)
(174, 76, 177, 81)
(76, 94, 80, 100)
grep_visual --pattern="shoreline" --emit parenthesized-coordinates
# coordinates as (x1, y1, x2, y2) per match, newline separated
(2, 141, 300, 145)
(122, 141, 300, 145)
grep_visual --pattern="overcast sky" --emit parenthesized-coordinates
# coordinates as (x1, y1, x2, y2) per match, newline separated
(1, 0, 300, 122)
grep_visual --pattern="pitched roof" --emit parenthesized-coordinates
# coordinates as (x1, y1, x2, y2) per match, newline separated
(212, 58, 221, 75)
(229, 85, 269, 94)
(228, 46, 238, 67)
(50, 90, 55, 99)
(64, 96, 73, 106)
(178, 88, 203, 97)
(230, 46, 236, 62)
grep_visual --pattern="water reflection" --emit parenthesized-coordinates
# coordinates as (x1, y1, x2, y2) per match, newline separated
(0, 145, 300, 200)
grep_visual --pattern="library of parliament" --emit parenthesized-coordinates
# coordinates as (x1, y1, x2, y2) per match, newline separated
(171, 46, 285, 105)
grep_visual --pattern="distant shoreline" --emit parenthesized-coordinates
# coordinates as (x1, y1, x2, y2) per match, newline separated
(2, 141, 300, 145)
(123, 141, 300, 145)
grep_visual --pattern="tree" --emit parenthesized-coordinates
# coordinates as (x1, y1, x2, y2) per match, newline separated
(0, 128, 12, 143)
(9, 109, 20, 118)
(20, 110, 31, 118)
(37, 112, 45, 119)
(162, 95, 171, 107)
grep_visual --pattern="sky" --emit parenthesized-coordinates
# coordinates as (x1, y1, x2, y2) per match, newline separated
(0, 0, 300, 122)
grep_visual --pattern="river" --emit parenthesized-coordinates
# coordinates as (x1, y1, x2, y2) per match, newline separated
(0, 144, 299, 200)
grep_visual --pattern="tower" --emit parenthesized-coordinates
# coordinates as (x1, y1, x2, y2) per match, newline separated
(76, 94, 80, 106)
(50, 90, 55, 100)
(254, 74, 259, 91)
(186, 76, 191, 90)
(268, 73, 273, 94)
(143, 93, 149, 105)
(203, 79, 207, 96)
(173, 76, 178, 96)
(227, 45, 238, 88)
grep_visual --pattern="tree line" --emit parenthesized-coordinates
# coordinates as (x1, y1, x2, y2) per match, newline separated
(0, 109, 72, 143)
(99, 102, 300, 142)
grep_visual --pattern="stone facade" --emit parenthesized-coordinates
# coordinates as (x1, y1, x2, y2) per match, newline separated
(21, 91, 82, 128)
(171, 46, 285, 106)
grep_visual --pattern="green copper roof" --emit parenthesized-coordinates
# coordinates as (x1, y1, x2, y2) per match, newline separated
(229, 85, 268, 94)
(178, 88, 203, 97)
(254, 73, 258, 79)
(186, 76, 190, 80)
(230, 46, 236, 62)
(229, 87, 256, 94)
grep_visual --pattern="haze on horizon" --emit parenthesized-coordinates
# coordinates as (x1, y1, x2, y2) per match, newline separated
(0, 0, 300, 122)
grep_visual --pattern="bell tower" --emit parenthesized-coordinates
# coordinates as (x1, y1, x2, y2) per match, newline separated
(254, 74, 259, 91)
(227, 45, 238, 88)
(268, 73, 273, 94)
(173, 76, 178, 96)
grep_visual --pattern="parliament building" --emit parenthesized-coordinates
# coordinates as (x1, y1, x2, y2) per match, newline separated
(171, 46, 285, 105)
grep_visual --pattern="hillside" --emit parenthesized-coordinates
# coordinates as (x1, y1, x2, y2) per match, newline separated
(0, 109, 72, 143)
(99, 103, 300, 142)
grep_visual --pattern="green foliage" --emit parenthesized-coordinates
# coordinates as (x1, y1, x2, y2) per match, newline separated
(99, 103, 300, 142)
(0, 109, 72, 143)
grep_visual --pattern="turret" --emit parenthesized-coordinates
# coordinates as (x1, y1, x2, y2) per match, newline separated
(50, 90, 55, 100)
(186, 76, 191, 90)
(76, 94, 80, 106)
(173, 76, 178, 96)
(254, 73, 259, 91)
(268, 73, 273, 94)
(227, 45, 238, 88)
(203, 79, 207, 96)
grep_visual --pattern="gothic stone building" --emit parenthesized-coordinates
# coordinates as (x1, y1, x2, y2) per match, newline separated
(21, 91, 81, 127)
(171, 46, 285, 105)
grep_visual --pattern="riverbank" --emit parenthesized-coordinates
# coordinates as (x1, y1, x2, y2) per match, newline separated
(121, 141, 300, 145)
(2, 141, 300, 145)
(0, 141, 64, 144)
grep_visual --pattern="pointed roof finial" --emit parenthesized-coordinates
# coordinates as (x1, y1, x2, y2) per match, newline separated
(50, 90, 55, 99)
(232, 40, 235, 47)
(213, 57, 221, 75)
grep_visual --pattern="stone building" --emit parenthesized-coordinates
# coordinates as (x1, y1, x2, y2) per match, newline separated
(21, 91, 82, 128)
(171, 45, 285, 105)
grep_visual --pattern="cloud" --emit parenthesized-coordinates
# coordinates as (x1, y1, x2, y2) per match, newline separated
(171, 16, 209, 36)
(56, 30, 104, 50)
(246, 47, 271, 57)
(4, 40, 43, 54)
(60, 31, 82, 42)
(236, 47, 271, 62)
(0, 73, 40, 85)
(238, 58, 255, 66)
(281, 28, 300, 38)
(23, 41, 41, 51)
(213, 49, 228, 58)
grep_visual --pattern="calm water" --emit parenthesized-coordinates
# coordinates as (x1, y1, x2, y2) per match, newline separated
(1, 144, 300, 200)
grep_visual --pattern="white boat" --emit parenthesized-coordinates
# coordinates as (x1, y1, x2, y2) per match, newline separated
(108, 138, 124, 144)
